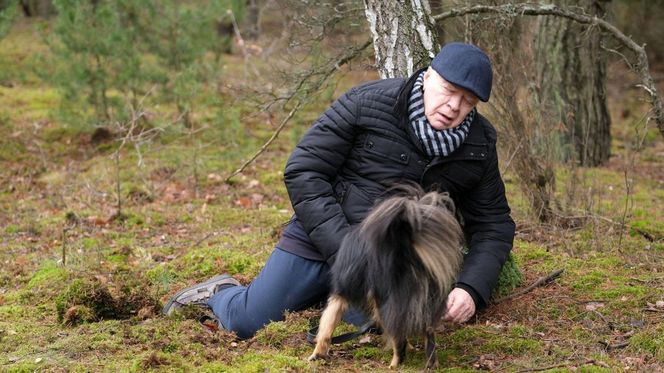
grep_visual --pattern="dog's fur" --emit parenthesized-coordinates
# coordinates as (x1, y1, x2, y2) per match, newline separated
(308, 185, 464, 369)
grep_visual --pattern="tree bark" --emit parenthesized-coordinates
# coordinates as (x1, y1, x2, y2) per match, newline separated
(363, 0, 438, 78)
(486, 17, 556, 222)
(20, 0, 54, 18)
(535, 0, 611, 166)
(244, 0, 260, 40)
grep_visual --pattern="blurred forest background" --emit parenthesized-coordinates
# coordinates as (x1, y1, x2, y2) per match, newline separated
(0, 0, 662, 371)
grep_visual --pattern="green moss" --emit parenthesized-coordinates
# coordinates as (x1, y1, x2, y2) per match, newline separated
(629, 323, 664, 360)
(572, 270, 606, 292)
(146, 265, 178, 291)
(483, 336, 542, 355)
(630, 219, 664, 240)
(148, 211, 167, 226)
(353, 346, 383, 360)
(219, 249, 256, 275)
(253, 313, 309, 348)
(515, 240, 551, 262)
(27, 261, 68, 289)
(4, 362, 41, 373)
(61, 305, 96, 326)
(55, 278, 116, 323)
(231, 351, 308, 372)
(0, 304, 27, 318)
(81, 237, 100, 251)
(125, 212, 145, 227)
(592, 284, 647, 301)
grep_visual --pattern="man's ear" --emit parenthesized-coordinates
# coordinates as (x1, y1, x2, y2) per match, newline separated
(422, 67, 433, 91)
(423, 67, 433, 81)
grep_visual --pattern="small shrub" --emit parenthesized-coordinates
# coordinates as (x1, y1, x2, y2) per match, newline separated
(493, 253, 524, 299)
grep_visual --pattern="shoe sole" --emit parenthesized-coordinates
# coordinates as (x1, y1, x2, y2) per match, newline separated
(162, 274, 240, 315)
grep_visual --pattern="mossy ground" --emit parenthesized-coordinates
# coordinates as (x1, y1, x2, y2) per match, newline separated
(1, 18, 663, 372)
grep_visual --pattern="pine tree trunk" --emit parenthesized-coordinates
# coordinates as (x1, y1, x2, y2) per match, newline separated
(535, 0, 611, 166)
(363, 0, 439, 78)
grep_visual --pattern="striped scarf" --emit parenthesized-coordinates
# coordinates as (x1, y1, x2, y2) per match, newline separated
(408, 71, 475, 157)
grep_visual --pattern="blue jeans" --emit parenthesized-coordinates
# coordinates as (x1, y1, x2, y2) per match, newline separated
(207, 248, 367, 339)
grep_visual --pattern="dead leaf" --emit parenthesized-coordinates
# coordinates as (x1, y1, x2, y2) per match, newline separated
(585, 302, 605, 311)
(248, 179, 260, 188)
(359, 335, 372, 344)
(474, 354, 497, 370)
(207, 173, 223, 182)
(234, 197, 253, 209)
(251, 193, 264, 206)
(656, 300, 664, 308)
(86, 216, 107, 227)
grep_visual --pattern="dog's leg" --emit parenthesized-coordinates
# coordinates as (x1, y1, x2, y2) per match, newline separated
(389, 337, 407, 369)
(308, 295, 347, 362)
(424, 330, 439, 370)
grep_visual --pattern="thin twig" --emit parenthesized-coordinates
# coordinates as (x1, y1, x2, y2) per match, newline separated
(501, 138, 523, 176)
(225, 101, 303, 182)
(225, 39, 372, 181)
(493, 269, 564, 303)
(192, 232, 215, 248)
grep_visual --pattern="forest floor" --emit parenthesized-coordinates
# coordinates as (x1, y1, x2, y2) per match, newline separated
(1, 20, 663, 372)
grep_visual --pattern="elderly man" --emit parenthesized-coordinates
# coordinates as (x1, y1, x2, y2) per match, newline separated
(164, 42, 515, 339)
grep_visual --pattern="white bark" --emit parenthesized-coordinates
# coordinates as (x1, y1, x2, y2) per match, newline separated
(363, 0, 439, 79)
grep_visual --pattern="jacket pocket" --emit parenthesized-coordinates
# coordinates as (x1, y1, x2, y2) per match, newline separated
(364, 134, 411, 165)
(341, 183, 375, 225)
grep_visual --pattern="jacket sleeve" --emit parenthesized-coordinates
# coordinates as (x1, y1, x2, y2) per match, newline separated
(456, 145, 516, 307)
(283, 88, 359, 263)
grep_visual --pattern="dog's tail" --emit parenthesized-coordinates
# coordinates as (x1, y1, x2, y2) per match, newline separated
(359, 185, 464, 338)
(361, 186, 464, 293)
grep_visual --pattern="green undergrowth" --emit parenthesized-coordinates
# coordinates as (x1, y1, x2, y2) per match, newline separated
(2, 18, 664, 373)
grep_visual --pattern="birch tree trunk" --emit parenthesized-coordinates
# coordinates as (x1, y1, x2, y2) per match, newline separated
(363, 0, 439, 78)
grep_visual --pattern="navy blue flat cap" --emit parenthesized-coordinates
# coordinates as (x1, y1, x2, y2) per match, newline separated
(431, 42, 493, 102)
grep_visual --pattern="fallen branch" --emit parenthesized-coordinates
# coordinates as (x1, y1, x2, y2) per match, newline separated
(516, 358, 604, 373)
(493, 269, 564, 303)
(433, 3, 664, 139)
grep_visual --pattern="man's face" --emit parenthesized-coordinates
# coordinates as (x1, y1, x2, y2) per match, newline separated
(422, 67, 479, 130)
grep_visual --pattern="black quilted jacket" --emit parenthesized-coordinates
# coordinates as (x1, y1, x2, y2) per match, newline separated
(284, 69, 515, 306)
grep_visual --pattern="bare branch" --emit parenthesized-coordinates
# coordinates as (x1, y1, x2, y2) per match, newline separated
(225, 39, 372, 181)
(225, 100, 302, 182)
(433, 3, 664, 139)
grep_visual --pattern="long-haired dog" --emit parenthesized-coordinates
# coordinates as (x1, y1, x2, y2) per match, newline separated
(308, 185, 464, 369)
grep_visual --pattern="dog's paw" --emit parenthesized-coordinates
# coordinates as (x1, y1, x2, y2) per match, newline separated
(307, 352, 329, 362)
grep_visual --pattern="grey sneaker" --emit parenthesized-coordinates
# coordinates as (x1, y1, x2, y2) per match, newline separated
(163, 274, 240, 315)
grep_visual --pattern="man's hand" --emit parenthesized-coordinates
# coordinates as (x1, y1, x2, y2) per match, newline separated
(442, 287, 476, 323)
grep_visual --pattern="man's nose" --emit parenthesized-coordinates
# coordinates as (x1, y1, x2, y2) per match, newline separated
(447, 94, 462, 111)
